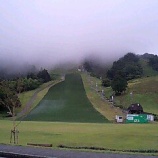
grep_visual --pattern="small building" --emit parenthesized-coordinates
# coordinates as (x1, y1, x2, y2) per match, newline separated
(126, 103, 154, 123)
(115, 115, 123, 123)
(127, 103, 143, 114)
(78, 65, 85, 72)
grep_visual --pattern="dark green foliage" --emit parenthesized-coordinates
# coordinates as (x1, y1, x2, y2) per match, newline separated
(141, 53, 155, 60)
(58, 145, 158, 153)
(83, 61, 93, 72)
(10, 78, 41, 93)
(107, 53, 143, 80)
(102, 78, 111, 87)
(22, 78, 40, 91)
(37, 69, 51, 83)
(111, 75, 127, 95)
(24, 73, 108, 123)
(148, 55, 158, 71)
(0, 81, 21, 114)
(27, 72, 37, 79)
(50, 73, 61, 80)
(83, 59, 109, 78)
(0, 67, 52, 114)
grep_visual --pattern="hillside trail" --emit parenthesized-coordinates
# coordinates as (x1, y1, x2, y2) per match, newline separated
(16, 79, 64, 121)
(84, 73, 126, 120)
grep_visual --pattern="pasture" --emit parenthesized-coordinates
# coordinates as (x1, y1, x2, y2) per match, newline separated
(23, 73, 108, 123)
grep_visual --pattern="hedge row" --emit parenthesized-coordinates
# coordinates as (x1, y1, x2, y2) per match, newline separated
(58, 144, 158, 153)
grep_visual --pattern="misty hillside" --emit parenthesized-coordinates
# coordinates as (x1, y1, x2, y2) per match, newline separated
(1, 52, 157, 80)
(83, 52, 158, 81)
(0, 63, 38, 80)
(83, 56, 112, 79)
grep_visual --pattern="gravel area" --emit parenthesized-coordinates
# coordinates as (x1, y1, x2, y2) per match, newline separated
(0, 144, 157, 158)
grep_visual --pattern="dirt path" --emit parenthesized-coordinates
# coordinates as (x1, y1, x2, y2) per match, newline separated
(17, 81, 62, 120)
(0, 144, 156, 158)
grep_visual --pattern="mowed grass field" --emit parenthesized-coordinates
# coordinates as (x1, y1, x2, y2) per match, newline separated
(0, 120, 158, 152)
(23, 73, 108, 123)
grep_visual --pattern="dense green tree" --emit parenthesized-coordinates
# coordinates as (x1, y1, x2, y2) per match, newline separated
(16, 78, 24, 93)
(37, 69, 51, 83)
(83, 61, 93, 72)
(27, 72, 37, 79)
(107, 53, 143, 80)
(148, 55, 158, 71)
(0, 81, 21, 115)
(102, 78, 111, 87)
(111, 75, 128, 95)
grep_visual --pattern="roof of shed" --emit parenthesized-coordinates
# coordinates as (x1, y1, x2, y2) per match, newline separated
(127, 103, 143, 111)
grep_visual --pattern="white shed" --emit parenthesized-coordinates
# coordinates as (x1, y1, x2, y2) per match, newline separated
(115, 115, 123, 123)
(147, 115, 154, 122)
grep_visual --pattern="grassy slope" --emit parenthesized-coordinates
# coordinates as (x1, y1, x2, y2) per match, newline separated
(18, 80, 61, 115)
(1, 120, 158, 152)
(81, 73, 124, 121)
(140, 58, 158, 77)
(105, 76, 158, 115)
(100, 59, 158, 115)
(127, 76, 158, 114)
(0, 81, 60, 120)
(24, 73, 108, 123)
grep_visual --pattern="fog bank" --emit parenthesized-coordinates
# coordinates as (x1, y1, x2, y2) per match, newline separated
(1, 0, 158, 68)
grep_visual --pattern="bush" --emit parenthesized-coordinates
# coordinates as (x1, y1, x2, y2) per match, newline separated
(102, 78, 111, 87)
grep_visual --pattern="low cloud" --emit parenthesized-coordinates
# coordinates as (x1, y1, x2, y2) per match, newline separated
(0, 0, 158, 69)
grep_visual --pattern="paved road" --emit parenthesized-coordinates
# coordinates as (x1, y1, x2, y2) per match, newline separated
(0, 144, 157, 158)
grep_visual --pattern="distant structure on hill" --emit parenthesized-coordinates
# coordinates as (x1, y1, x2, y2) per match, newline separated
(78, 65, 85, 72)
(127, 103, 143, 114)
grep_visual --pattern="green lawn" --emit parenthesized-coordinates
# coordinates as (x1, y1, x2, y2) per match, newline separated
(1, 120, 158, 153)
(23, 73, 108, 123)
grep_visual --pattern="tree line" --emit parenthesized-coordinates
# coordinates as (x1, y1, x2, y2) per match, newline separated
(84, 52, 144, 95)
(0, 68, 51, 115)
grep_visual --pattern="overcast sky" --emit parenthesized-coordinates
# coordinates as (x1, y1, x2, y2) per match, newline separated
(1, 0, 158, 67)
